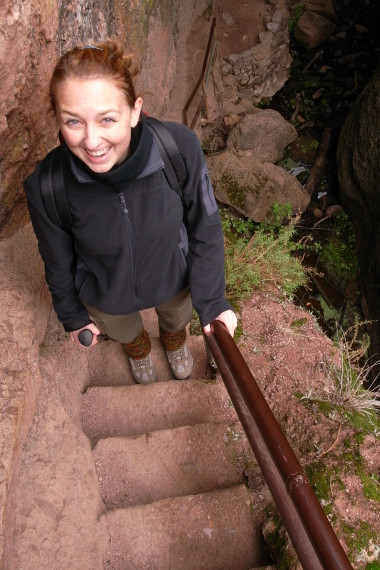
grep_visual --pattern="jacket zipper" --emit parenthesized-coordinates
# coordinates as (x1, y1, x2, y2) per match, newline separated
(118, 191, 140, 309)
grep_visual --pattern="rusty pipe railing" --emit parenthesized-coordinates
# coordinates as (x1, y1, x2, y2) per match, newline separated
(204, 320, 353, 570)
(182, 17, 217, 129)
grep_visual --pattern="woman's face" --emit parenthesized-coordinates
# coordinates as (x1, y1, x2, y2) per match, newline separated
(55, 77, 143, 173)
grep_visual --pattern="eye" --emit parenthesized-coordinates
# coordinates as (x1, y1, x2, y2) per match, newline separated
(102, 117, 116, 125)
(65, 119, 80, 126)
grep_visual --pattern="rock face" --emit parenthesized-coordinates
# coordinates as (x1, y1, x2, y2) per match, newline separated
(0, 0, 297, 240)
(207, 150, 310, 222)
(215, 6, 292, 105)
(337, 63, 380, 379)
(0, 225, 50, 567)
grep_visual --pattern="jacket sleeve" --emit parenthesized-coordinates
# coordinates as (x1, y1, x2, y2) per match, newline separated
(177, 127, 233, 326)
(24, 164, 92, 332)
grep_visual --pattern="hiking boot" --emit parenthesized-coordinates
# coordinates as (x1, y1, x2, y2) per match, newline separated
(166, 342, 193, 380)
(128, 353, 157, 385)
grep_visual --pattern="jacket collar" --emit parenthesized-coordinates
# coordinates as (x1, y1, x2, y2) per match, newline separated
(65, 120, 163, 186)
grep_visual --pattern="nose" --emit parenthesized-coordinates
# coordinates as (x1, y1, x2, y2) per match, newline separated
(83, 123, 101, 149)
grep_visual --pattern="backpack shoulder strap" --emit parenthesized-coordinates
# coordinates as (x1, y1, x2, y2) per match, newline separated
(144, 116, 187, 200)
(40, 146, 72, 228)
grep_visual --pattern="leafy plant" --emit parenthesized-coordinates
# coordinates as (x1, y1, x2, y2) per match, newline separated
(195, 204, 324, 337)
(319, 212, 359, 283)
(220, 208, 254, 242)
(288, 2, 305, 32)
(261, 202, 293, 231)
(223, 205, 309, 308)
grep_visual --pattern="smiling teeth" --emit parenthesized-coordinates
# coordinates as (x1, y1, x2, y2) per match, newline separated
(87, 147, 110, 157)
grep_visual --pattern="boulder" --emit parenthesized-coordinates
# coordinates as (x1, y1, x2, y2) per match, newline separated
(294, 11, 336, 50)
(227, 109, 298, 164)
(303, 0, 336, 21)
(207, 150, 310, 222)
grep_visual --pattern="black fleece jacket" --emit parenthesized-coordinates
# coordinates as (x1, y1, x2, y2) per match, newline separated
(24, 118, 232, 332)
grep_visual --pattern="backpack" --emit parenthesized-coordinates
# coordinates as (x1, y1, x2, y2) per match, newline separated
(39, 116, 187, 228)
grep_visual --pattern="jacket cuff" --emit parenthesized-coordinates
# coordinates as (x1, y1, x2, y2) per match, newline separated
(197, 298, 234, 328)
(62, 317, 93, 333)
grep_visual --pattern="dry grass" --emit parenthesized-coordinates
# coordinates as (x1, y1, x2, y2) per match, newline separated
(318, 321, 380, 416)
(327, 323, 380, 415)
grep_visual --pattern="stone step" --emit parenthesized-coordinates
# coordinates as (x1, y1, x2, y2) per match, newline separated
(82, 378, 235, 439)
(98, 485, 267, 570)
(86, 335, 213, 387)
(93, 423, 244, 509)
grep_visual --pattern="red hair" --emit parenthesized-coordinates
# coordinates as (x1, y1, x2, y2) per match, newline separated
(49, 39, 139, 114)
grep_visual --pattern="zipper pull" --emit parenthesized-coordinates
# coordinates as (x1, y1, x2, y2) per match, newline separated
(119, 192, 128, 214)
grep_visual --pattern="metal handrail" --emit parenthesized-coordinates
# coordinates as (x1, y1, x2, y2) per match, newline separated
(182, 17, 217, 129)
(204, 320, 353, 570)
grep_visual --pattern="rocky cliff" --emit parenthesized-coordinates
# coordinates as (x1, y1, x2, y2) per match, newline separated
(337, 60, 380, 383)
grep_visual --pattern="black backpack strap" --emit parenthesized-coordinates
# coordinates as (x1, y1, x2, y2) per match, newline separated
(144, 116, 187, 200)
(40, 146, 72, 228)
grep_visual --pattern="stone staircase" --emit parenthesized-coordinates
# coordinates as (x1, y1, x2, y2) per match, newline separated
(81, 309, 268, 569)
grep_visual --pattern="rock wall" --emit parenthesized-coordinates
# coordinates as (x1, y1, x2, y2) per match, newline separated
(337, 61, 380, 381)
(0, 226, 51, 569)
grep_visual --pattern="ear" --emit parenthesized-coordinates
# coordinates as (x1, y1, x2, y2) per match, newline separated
(131, 97, 143, 128)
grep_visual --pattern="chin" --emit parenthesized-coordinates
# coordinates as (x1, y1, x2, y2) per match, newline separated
(87, 163, 113, 173)
(81, 154, 115, 173)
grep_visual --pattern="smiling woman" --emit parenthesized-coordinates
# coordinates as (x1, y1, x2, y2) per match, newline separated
(23, 39, 237, 385)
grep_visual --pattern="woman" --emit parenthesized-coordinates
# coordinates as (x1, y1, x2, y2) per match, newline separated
(24, 40, 237, 384)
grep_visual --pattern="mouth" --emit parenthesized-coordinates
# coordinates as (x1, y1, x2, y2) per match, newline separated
(85, 146, 111, 159)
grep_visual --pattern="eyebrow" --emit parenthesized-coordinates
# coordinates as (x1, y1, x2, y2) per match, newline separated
(60, 109, 121, 116)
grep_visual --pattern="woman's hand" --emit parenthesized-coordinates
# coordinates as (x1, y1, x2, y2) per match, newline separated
(203, 309, 238, 337)
(69, 322, 101, 346)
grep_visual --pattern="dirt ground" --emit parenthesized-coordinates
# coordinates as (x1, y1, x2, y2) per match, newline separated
(237, 290, 380, 567)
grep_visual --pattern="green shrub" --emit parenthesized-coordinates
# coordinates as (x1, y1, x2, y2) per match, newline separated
(222, 205, 309, 308)
(288, 2, 305, 32)
(319, 212, 358, 283)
